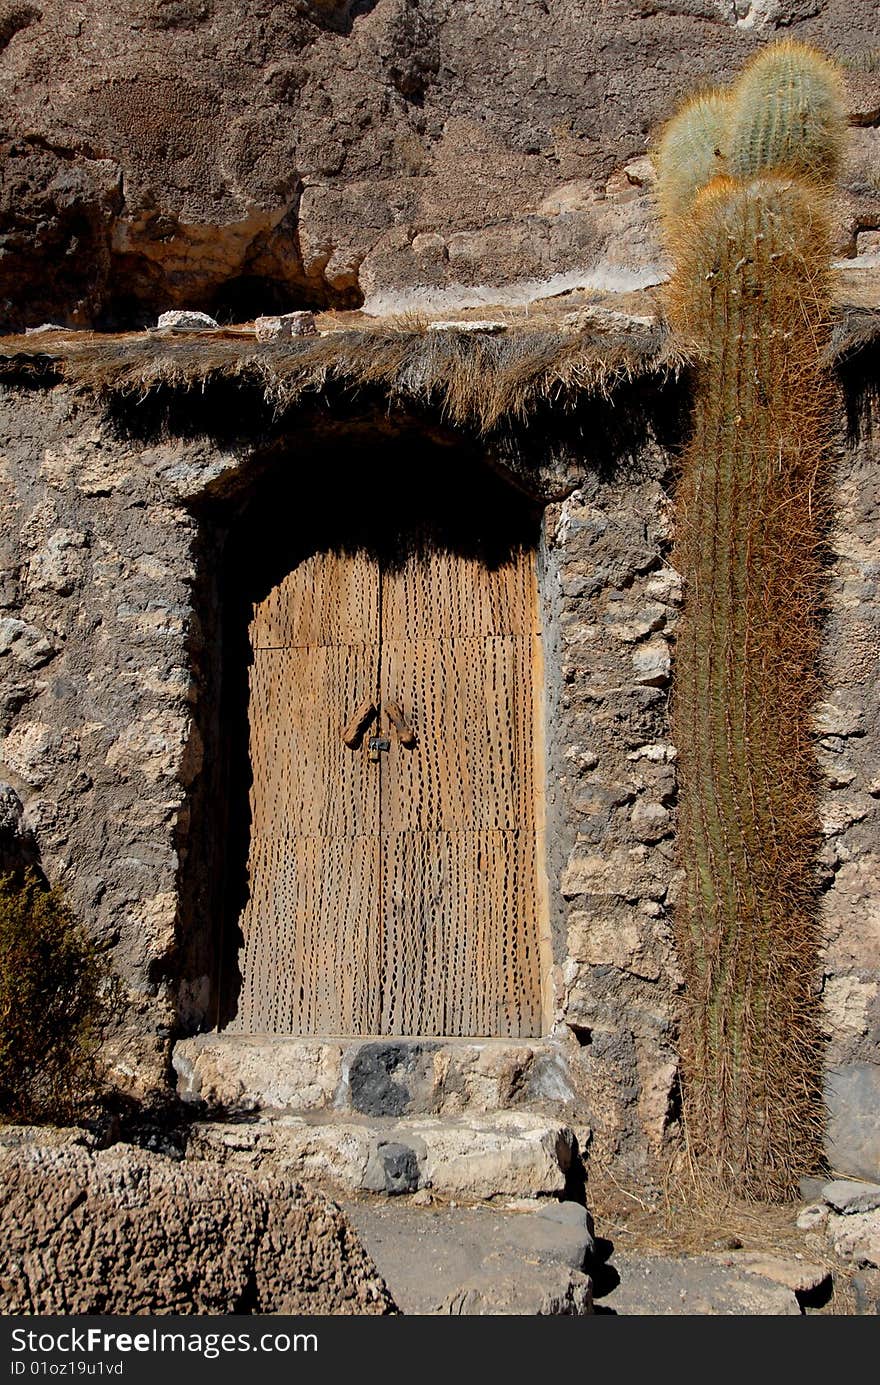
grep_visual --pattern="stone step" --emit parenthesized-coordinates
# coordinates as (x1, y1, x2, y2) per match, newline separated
(342, 1198, 595, 1315)
(595, 1253, 807, 1315)
(186, 1110, 579, 1201)
(172, 1033, 576, 1119)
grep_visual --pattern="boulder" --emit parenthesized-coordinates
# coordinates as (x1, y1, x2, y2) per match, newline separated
(441, 1268, 593, 1316)
(188, 1111, 577, 1201)
(822, 1179, 880, 1215)
(709, 1252, 830, 1296)
(0, 1132, 395, 1315)
(601, 1253, 801, 1315)
(825, 1064, 880, 1183)
(826, 1209, 880, 1269)
(254, 311, 318, 341)
(345, 1200, 594, 1316)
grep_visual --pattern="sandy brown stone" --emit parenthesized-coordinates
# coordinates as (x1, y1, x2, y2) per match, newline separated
(0, 1135, 395, 1314)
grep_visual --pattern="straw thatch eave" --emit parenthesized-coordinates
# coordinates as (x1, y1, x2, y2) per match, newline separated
(0, 300, 876, 436)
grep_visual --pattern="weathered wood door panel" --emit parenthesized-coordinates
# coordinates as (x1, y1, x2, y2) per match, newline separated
(232, 552, 381, 1033)
(230, 544, 543, 1038)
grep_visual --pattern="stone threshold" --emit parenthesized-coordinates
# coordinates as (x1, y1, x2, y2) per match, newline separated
(172, 1032, 577, 1119)
(187, 1109, 579, 1200)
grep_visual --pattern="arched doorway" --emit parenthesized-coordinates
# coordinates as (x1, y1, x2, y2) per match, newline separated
(220, 432, 548, 1039)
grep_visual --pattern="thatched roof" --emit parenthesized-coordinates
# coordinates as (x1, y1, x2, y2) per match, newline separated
(0, 287, 877, 435)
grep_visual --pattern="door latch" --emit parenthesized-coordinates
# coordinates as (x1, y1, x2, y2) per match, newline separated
(368, 736, 391, 760)
(342, 698, 377, 749)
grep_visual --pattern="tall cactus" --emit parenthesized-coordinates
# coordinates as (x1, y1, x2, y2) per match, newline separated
(658, 46, 845, 1196)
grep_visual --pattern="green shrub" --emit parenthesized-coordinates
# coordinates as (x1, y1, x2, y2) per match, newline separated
(0, 870, 105, 1123)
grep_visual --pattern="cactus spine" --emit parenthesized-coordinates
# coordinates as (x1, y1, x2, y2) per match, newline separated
(658, 46, 845, 1196)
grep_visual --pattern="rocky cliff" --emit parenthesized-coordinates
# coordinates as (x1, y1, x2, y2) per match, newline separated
(0, 1, 878, 329)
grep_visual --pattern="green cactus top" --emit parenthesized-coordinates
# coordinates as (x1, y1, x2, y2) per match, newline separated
(655, 91, 730, 230)
(654, 40, 846, 247)
(727, 41, 846, 186)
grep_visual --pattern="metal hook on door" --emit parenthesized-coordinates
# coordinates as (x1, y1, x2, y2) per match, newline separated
(368, 734, 391, 761)
(341, 698, 376, 749)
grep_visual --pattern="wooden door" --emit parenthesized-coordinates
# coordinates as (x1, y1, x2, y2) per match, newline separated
(230, 544, 543, 1038)
(232, 551, 382, 1035)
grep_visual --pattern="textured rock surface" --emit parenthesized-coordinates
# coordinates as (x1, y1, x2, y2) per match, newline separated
(344, 1199, 594, 1315)
(596, 1252, 801, 1315)
(173, 1034, 578, 1117)
(157, 310, 219, 331)
(825, 1208, 880, 1268)
(708, 1252, 830, 1296)
(186, 1111, 577, 1200)
(0, 386, 239, 1092)
(0, 778, 35, 871)
(0, 2, 878, 328)
(817, 408, 880, 1182)
(822, 1178, 880, 1215)
(807, 1177, 880, 1273)
(824, 1064, 880, 1183)
(0, 1131, 395, 1314)
(548, 469, 683, 1169)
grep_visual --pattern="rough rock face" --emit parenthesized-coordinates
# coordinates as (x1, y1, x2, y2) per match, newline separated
(345, 1200, 595, 1315)
(0, 1131, 395, 1314)
(798, 1178, 880, 1281)
(0, 1, 878, 328)
(817, 420, 880, 1182)
(186, 1110, 577, 1201)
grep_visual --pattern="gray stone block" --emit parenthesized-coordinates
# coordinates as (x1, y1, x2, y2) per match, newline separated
(363, 1142, 422, 1196)
(822, 1179, 880, 1215)
(349, 1043, 437, 1118)
(825, 1064, 880, 1183)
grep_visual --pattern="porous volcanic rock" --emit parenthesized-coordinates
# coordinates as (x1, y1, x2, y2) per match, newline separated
(0, 1132, 396, 1314)
(0, 2, 877, 328)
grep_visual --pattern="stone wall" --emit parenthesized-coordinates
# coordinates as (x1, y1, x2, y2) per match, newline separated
(818, 395, 880, 1182)
(0, 384, 238, 1092)
(0, 372, 877, 1182)
(541, 461, 682, 1166)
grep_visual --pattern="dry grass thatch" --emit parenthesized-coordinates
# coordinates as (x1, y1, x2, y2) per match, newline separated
(0, 316, 688, 434)
(831, 301, 880, 362)
(0, 298, 876, 433)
